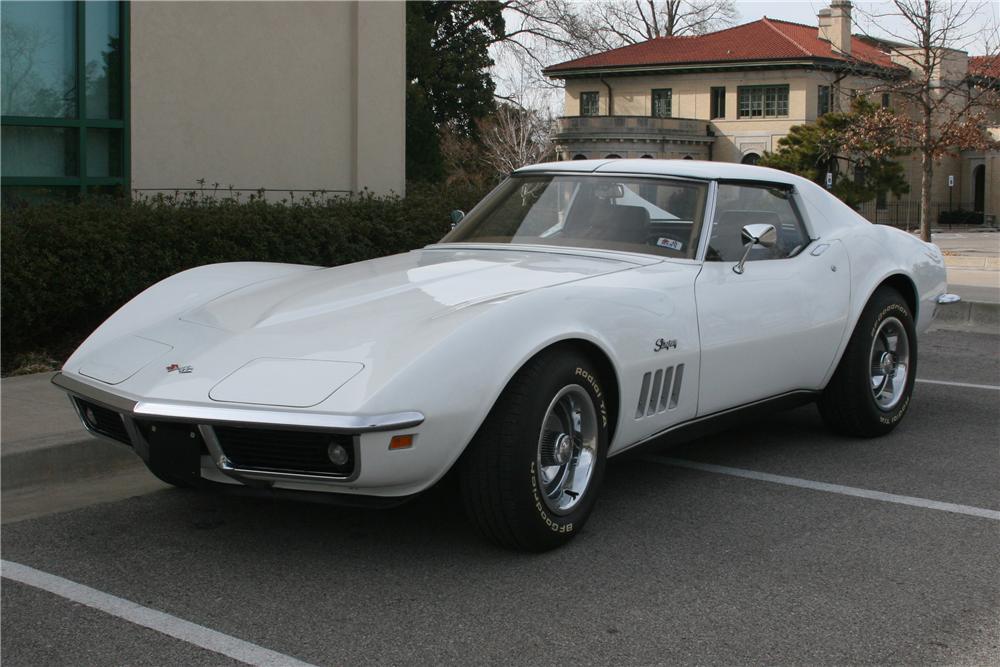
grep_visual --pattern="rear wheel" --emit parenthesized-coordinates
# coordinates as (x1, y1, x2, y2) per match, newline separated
(459, 349, 610, 551)
(818, 287, 916, 437)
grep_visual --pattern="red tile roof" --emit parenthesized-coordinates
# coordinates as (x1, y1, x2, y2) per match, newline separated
(969, 55, 1000, 79)
(544, 18, 897, 74)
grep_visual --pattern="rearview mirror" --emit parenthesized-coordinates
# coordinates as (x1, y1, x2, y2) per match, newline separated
(594, 183, 625, 200)
(449, 209, 465, 229)
(733, 223, 777, 275)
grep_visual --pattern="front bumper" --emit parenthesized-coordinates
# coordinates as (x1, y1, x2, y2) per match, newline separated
(53, 372, 425, 491)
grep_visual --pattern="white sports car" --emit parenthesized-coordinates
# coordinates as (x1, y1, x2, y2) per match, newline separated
(55, 160, 954, 550)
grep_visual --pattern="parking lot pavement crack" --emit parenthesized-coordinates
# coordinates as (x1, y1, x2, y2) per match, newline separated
(646, 457, 1000, 521)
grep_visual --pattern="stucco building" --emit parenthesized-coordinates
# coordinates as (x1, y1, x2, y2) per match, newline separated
(543, 1, 998, 221)
(1, 1, 406, 201)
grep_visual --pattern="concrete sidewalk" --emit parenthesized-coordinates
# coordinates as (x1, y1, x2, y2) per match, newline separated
(936, 229, 1000, 305)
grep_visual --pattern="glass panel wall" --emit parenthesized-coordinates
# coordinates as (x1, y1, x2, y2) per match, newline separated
(1, 126, 78, 176)
(1, 2, 77, 118)
(85, 1, 122, 119)
(1, 1, 128, 200)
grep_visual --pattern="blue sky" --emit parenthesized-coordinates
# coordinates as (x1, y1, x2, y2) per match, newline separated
(732, 1, 996, 55)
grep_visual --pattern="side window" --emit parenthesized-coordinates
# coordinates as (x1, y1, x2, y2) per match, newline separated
(706, 183, 810, 262)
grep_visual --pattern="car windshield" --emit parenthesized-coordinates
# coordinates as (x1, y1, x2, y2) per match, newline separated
(441, 174, 709, 259)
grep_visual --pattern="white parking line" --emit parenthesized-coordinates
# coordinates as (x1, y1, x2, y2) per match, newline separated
(917, 378, 1000, 391)
(1, 560, 318, 667)
(648, 457, 1000, 521)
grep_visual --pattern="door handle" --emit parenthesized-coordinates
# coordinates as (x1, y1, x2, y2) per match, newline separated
(810, 243, 830, 256)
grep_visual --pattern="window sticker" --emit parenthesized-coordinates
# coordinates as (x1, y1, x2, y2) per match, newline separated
(656, 237, 684, 251)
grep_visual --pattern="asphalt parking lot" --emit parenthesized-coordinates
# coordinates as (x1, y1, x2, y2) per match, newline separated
(2, 329, 998, 666)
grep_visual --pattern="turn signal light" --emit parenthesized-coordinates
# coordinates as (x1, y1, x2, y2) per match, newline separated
(389, 435, 414, 450)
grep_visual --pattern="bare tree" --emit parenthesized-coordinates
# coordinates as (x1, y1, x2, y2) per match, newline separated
(490, 0, 739, 102)
(580, 0, 738, 48)
(478, 102, 556, 176)
(852, 0, 1000, 241)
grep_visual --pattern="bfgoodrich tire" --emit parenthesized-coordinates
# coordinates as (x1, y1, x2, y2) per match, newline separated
(818, 286, 917, 437)
(459, 349, 610, 551)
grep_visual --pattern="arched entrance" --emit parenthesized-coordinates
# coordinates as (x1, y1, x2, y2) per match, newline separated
(741, 152, 760, 165)
(973, 164, 985, 212)
(572, 154, 588, 160)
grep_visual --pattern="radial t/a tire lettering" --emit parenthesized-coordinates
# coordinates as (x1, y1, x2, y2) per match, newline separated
(459, 349, 609, 551)
(818, 286, 916, 437)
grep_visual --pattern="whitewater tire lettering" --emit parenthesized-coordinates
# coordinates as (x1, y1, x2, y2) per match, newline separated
(529, 462, 574, 533)
(575, 366, 609, 428)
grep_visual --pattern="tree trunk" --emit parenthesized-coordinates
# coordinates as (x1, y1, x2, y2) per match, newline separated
(920, 150, 932, 242)
(919, 105, 934, 242)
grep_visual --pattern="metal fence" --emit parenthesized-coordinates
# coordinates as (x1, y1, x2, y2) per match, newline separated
(855, 200, 994, 230)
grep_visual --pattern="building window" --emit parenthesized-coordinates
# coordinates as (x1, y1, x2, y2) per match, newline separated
(881, 93, 891, 109)
(818, 85, 831, 116)
(710, 87, 726, 119)
(580, 91, 599, 116)
(741, 153, 760, 165)
(1, 1, 129, 201)
(737, 85, 789, 119)
(572, 154, 588, 160)
(652, 88, 672, 118)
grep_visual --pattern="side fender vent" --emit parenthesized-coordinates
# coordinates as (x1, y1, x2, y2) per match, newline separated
(635, 363, 684, 419)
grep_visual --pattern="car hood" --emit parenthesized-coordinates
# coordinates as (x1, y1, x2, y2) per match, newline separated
(67, 247, 650, 409)
(180, 247, 640, 333)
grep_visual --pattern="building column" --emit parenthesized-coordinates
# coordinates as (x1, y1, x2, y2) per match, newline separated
(354, 1, 406, 196)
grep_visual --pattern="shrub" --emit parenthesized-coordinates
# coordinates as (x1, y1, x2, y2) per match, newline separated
(1, 183, 489, 374)
(937, 209, 983, 226)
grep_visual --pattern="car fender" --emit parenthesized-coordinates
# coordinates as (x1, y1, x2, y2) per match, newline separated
(350, 263, 700, 493)
(822, 226, 946, 386)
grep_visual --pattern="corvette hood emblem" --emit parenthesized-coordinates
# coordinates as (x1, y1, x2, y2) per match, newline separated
(166, 363, 194, 374)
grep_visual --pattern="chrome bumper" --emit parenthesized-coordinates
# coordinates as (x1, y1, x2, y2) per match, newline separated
(52, 372, 425, 487)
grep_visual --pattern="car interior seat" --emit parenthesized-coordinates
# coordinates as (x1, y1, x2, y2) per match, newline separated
(564, 200, 651, 245)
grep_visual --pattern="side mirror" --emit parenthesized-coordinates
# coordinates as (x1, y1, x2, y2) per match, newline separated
(733, 223, 777, 275)
(449, 209, 465, 229)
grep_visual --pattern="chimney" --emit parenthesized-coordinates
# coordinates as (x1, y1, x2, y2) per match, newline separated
(817, 8, 832, 42)
(829, 0, 852, 56)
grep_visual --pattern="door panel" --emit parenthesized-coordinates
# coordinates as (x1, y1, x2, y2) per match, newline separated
(694, 240, 850, 415)
(599, 262, 701, 455)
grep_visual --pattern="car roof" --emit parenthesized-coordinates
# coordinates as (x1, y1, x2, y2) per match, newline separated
(514, 159, 802, 185)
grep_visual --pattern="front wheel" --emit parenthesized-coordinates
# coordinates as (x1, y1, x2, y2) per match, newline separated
(459, 350, 610, 551)
(818, 287, 916, 437)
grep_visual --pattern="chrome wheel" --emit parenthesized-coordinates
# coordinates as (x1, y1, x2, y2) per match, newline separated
(869, 316, 910, 411)
(536, 385, 598, 515)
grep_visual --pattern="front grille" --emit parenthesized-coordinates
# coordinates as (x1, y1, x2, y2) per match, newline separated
(214, 426, 355, 478)
(74, 398, 131, 445)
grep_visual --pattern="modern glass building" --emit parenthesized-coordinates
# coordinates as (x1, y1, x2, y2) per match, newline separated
(2, 1, 406, 203)
(1, 1, 129, 201)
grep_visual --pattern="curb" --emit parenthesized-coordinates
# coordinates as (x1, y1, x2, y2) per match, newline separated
(944, 256, 1000, 270)
(1, 436, 143, 492)
(932, 300, 1000, 331)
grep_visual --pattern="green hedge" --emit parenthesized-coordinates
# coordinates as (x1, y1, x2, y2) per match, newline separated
(937, 209, 984, 226)
(1, 184, 489, 374)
